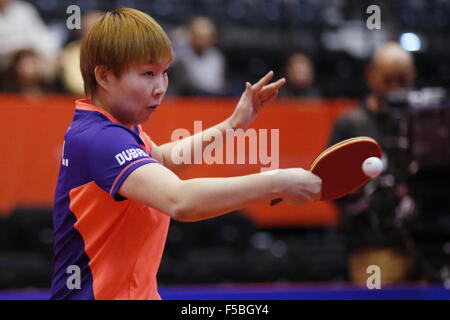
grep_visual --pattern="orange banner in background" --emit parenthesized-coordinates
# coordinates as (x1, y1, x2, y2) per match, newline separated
(0, 94, 356, 227)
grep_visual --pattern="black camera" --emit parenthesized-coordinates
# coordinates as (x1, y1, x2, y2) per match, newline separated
(380, 88, 450, 283)
(381, 88, 450, 172)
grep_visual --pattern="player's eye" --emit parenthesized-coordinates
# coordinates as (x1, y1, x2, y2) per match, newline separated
(163, 69, 169, 75)
(144, 71, 154, 76)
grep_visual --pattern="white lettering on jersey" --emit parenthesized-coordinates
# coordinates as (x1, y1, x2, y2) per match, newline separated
(61, 141, 69, 167)
(115, 148, 149, 166)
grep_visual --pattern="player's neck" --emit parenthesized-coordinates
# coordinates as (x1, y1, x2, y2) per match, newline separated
(90, 95, 134, 130)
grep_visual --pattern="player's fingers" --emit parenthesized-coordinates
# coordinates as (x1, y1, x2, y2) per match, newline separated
(259, 78, 285, 98)
(252, 70, 274, 91)
(302, 189, 321, 202)
(290, 190, 315, 205)
(259, 78, 285, 101)
(245, 81, 252, 93)
(260, 89, 278, 104)
(240, 81, 253, 101)
(310, 176, 322, 201)
(311, 189, 322, 201)
(263, 78, 286, 91)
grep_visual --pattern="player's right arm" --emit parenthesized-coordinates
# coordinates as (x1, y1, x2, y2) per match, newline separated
(119, 163, 322, 222)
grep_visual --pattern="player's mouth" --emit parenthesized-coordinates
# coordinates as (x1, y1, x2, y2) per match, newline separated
(145, 105, 158, 110)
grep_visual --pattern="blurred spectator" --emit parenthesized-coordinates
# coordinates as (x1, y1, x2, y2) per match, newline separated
(170, 16, 226, 96)
(58, 11, 103, 96)
(329, 42, 417, 285)
(279, 53, 321, 98)
(0, 48, 49, 96)
(330, 42, 416, 144)
(0, 0, 59, 75)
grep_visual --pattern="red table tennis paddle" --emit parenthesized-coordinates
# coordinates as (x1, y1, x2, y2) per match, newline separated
(270, 136, 382, 205)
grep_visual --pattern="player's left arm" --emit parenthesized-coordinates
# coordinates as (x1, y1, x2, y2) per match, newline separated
(149, 140, 164, 164)
(158, 71, 285, 174)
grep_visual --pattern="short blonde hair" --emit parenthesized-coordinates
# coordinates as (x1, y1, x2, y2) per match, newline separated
(80, 8, 173, 97)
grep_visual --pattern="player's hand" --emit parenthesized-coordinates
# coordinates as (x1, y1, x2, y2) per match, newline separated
(276, 168, 322, 205)
(228, 71, 285, 130)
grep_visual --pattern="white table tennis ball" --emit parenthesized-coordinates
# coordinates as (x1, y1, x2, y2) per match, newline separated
(362, 157, 383, 178)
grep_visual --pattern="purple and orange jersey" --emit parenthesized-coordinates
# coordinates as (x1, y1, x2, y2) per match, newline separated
(51, 99, 170, 300)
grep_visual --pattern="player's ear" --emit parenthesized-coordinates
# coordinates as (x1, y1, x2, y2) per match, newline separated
(94, 65, 113, 91)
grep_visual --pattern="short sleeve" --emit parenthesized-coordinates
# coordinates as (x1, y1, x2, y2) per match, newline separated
(88, 125, 159, 200)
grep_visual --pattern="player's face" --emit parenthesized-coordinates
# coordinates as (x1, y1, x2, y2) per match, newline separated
(106, 59, 170, 127)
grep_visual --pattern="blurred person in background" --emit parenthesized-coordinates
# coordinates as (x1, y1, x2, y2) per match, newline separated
(329, 42, 417, 286)
(170, 16, 226, 96)
(279, 52, 321, 98)
(0, 0, 59, 79)
(0, 48, 49, 96)
(58, 11, 103, 96)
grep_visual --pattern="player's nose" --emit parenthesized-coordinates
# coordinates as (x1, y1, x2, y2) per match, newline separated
(152, 76, 166, 98)
(153, 87, 165, 98)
